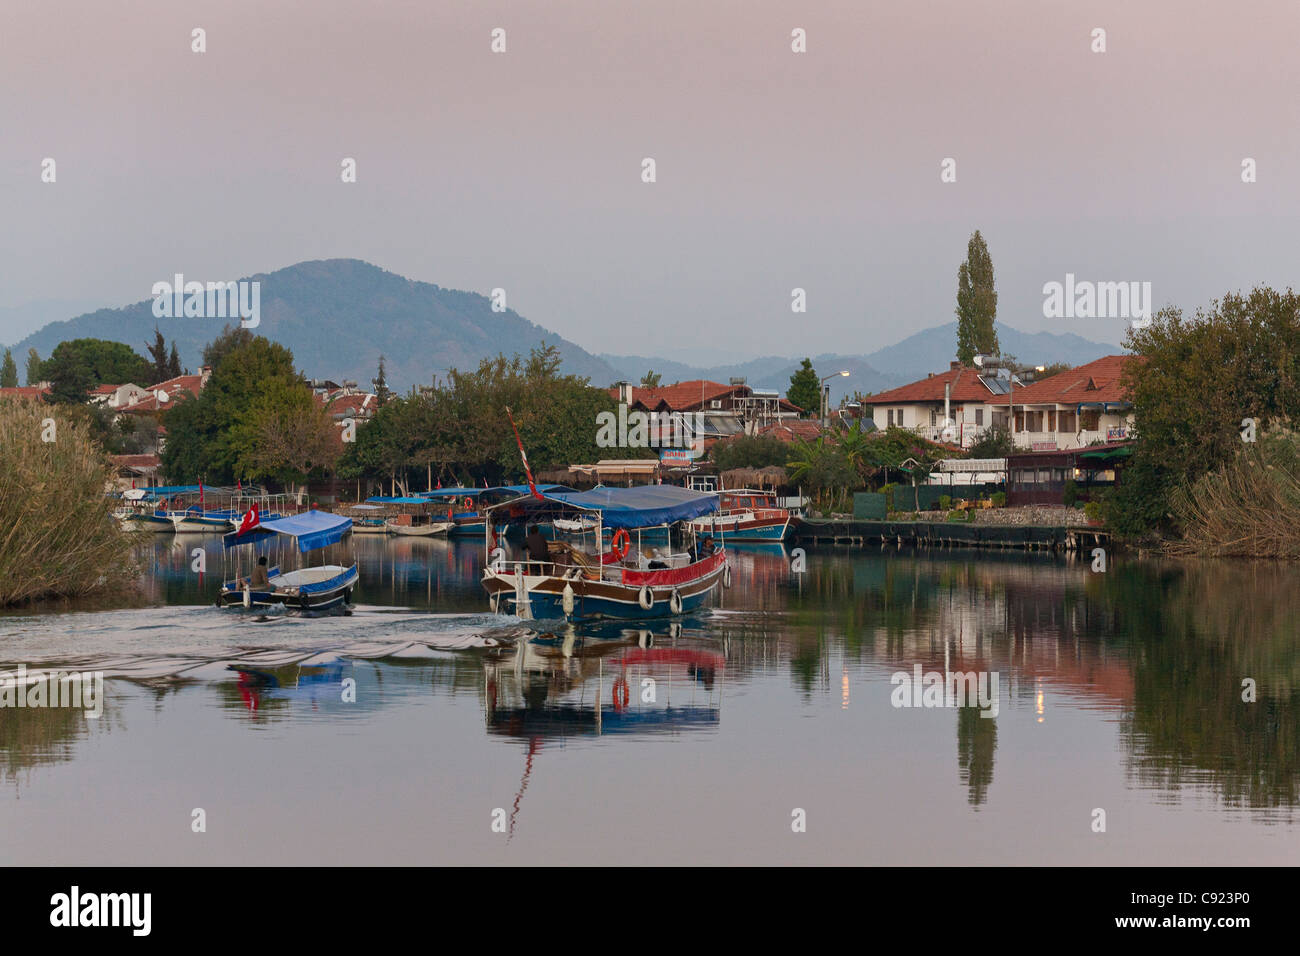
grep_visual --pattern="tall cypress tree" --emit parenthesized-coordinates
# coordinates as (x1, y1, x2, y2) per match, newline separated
(955, 230, 999, 364)
(0, 349, 17, 388)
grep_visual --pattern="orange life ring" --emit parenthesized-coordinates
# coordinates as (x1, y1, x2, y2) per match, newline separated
(611, 528, 631, 560)
(613, 675, 630, 711)
(463, 496, 474, 509)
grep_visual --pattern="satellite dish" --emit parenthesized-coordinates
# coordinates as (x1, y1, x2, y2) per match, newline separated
(156, 390, 169, 403)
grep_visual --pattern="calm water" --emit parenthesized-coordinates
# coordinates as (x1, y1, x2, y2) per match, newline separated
(0, 535, 1296, 865)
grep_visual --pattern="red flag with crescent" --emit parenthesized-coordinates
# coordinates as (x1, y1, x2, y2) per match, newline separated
(236, 503, 260, 536)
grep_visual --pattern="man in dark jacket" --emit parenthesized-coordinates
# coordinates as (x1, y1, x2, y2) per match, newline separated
(524, 525, 550, 571)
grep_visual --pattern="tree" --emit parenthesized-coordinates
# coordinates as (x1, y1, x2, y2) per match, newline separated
(25, 348, 41, 386)
(202, 324, 254, 371)
(38, 339, 152, 405)
(787, 358, 820, 417)
(146, 327, 170, 384)
(162, 333, 319, 483)
(236, 380, 337, 501)
(1110, 286, 1300, 538)
(373, 355, 392, 407)
(0, 349, 16, 388)
(168, 343, 183, 377)
(640, 370, 662, 388)
(955, 230, 999, 364)
(967, 423, 1013, 458)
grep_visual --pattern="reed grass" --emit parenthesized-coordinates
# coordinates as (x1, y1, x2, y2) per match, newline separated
(1167, 425, 1300, 558)
(0, 400, 137, 606)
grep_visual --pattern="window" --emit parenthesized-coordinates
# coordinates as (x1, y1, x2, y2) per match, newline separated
(1059, 410, 1076, 432)
(887, 409, 894, 426)
(975, 408, 984, 426)
(1080, 410, 1100, 430)
(930, 408, 937, 426)
(897, 408, 904, 425)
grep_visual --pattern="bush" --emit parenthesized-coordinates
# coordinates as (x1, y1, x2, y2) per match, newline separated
(881, 482, 896, 512)
(1062, 478, 1079, 507)
(0, 400, 137, 605)
(1083, 501, 1104, 524)
(991, 491, 1006, 507)
(946, 509, 971, 522)
(939, 494, 951, 510)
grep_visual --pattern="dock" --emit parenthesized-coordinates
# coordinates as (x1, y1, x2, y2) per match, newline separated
(791, 518, 1111, 553)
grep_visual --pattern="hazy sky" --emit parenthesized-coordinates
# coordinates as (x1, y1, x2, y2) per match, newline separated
(3, 0, 1298, 361)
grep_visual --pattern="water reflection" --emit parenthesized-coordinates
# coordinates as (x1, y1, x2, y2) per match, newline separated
(1, 537, 1297, 833)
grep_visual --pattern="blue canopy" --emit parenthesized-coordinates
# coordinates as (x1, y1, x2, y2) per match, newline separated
(487, 483, 577, 496)
(366, 496, 436, 504)
(417, 487, 482, 499)
(491, 485, 718, 530)
(224, 511, 353, 553)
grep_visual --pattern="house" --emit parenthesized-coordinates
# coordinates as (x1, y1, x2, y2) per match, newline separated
(108, 454, 162, 492)
(1007, 355, 1137, 450)
(865, 362, 1014, 444)
(0, 385, 51, 402)
(608, 379, 803, 458)
(89, 383, 150, 409)
(758, 420, 825, 442)
(118, 368, 212, 415)
(866, 355, 1138, 451)
(1006, 441, 1133, 506)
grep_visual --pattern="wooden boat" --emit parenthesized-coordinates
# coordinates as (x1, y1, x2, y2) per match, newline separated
(384, 518, 453, 536)
(687, 489, 790, 542)
(218, 511, 358, 612)
(481, 485, 730, 622)
(122, 510, 175, 533)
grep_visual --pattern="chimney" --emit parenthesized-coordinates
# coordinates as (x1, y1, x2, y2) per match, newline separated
(200, 365, 213, 387)
(616, 381, 633, 405)
(950, 360, 961, 371)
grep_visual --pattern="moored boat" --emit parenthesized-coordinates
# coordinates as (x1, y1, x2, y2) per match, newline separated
(687, 488, 790, 542)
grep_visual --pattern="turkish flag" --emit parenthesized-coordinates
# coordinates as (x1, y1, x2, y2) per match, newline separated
(236, 504, 260, 536)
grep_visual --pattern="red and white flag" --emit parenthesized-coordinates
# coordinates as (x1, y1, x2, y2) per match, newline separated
(235, 503, 260, 536)
(505, 407, 543, 499)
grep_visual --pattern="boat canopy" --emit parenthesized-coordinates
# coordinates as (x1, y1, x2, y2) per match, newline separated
(417, 487, 482, 498)
(488, 485, 718, 531)
(224, 511, 353, 553)
(365, 496, 440, 504)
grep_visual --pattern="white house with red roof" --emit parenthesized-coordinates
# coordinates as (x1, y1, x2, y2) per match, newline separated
(118, 367, 212, 415)
(867, 355, 1137, 451)
(89, 382, 150, 409)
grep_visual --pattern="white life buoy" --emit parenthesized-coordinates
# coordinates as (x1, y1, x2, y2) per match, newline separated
(562, 582, 575, 616)
(638, 585, 654, 610)
(723, 562, 732, 588)
(669, 589, 683, 614)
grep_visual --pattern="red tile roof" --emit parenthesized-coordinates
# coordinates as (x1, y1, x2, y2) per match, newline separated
(91, 383, 121, 395)
(0, 386, 50, 401)
(1011, 355, 1138, 406)
(865, 365, 1001, 405)
(758, 420, 825, 442)
(611, 380, 739, 411)
(121, 374, 204, 413)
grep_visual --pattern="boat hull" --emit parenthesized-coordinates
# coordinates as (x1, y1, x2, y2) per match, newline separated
(218, 565, 358, 612)
(124, 513, 176, 533)
(688, 514, 789, 542)
(482, 551, 728, 621)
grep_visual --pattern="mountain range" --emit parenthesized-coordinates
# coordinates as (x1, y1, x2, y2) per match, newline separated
(3, 259, 1123, 402)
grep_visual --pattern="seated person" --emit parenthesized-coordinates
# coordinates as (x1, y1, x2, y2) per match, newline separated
(691, 536, 715, 562)
(244, 555, 270, 589)
(523, 524, 551, 570)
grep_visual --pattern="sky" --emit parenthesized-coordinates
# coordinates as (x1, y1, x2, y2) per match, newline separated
(2, 0, 1298, 362)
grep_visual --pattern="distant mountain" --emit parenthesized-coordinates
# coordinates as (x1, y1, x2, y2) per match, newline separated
(11, 263, 1122, 404)
(8, 259, 621, 390)
(602, 324, 1122, 404)
(0, 298, 105, 351)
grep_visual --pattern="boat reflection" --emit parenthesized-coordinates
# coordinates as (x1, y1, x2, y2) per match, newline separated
(484, 623, 723, 740)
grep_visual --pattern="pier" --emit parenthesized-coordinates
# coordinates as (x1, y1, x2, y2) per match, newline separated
(791, 518, 1111, 553)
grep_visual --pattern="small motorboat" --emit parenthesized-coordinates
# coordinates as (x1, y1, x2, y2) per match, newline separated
(219, 511, 358, 612)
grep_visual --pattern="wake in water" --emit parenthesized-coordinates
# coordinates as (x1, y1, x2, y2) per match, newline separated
(0, 604, 534, 682)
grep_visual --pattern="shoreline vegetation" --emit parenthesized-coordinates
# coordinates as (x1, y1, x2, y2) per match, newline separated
(5, 284, 1300, 605)
(0, 401, 137, 607)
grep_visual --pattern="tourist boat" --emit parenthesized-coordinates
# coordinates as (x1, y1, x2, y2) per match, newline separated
(341, 503, 390, 533)
(481, 485, 730, 621)
(218, 511, 358, 611)
(686, 488, 790, 542)
(121, 509, 175, 533)
(418, 488, 488, 537)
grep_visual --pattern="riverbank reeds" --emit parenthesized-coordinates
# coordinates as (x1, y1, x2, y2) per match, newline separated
(1166, 426, 1300, 558)
(0, 400, 137, 606)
